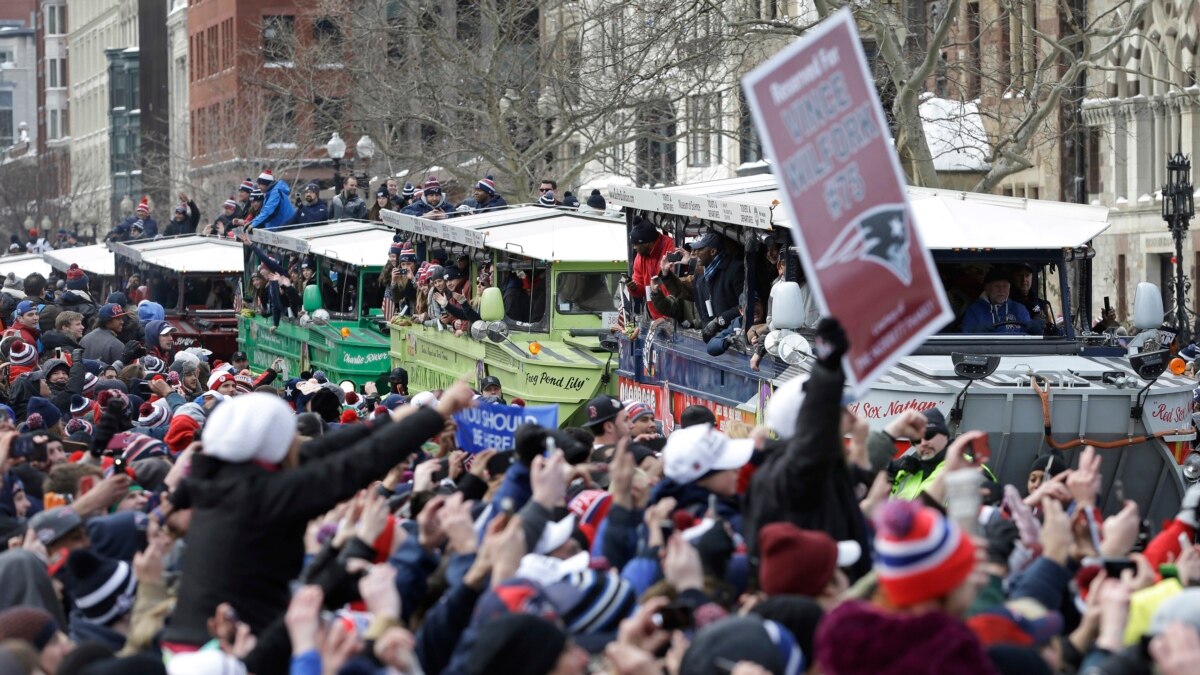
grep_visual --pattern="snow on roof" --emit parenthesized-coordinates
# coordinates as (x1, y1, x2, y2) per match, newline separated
(918, 94, 992, 173)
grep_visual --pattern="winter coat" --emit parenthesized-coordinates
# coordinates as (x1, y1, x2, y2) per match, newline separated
(45, 356, 85, 414)
(649, 477, 743, 533)
(290, 199, 329, 226)
(144, 320, 174, 362)
(961, 298, 1034, 334)
(81, 327, 124, 365)
(742, 360, 873, 581)
(650, 265, 700, 327)
(162, 407, 444, 645)
(628, 234, 675, 320)
(692, 252, 744, 327)
(12, 323, 39, 350)
(250, 181, 296, 231)
(330, 192, 367, 220)
(111, 215, 160, 240)
(401, 195, 457, 219)
(163, 201, 200, 237)
(460, 194, 508, 213)
(57, 289, 99, 328)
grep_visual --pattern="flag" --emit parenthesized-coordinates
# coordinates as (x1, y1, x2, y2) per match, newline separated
(382, 287, 395, 322)
(233, 280, 243, 313)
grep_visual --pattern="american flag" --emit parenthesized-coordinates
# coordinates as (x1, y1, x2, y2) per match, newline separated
(382, 287, 395, 322)
(233, 280, 243, 313)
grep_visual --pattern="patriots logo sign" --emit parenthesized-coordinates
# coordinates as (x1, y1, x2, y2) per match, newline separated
(815, 203, 913, 285)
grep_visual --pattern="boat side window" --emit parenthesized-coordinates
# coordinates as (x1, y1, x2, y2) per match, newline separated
(557, 272, 620, 313)
(497, 256, 548, 330)
(360, 270, 385, 316)
(183, 275, 234, 310)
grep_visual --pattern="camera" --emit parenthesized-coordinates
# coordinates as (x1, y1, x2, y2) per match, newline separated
(672, 259, 697, 278)
(666, 251, 684, 263)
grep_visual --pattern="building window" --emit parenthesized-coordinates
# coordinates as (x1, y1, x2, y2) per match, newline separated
(265, 95, 295, 145)
(966, 1, 981, 99)
(263, 15, 295, 63)
(738, 92, 761, 165)
(688, 94, 718, 167)
(208, 26, 218, 74)
(313, 97, 343, 140)
(49, 110, 58, 139)
(635, 101, 676, 187)
(0, 91, 13, 147)
(46, 5, 64, 35)
(48, 58, 59, 88)
(313, 16, 341, 57)
(0, 50, 13, 66)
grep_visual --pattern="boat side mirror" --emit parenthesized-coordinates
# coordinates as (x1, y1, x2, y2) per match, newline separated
(486, 321, 509, 343)
(303, 284, 323, 312)
(768, 282, 805, 331)
(480, 286, 504, 322)
(1131, 282, 1165, 331)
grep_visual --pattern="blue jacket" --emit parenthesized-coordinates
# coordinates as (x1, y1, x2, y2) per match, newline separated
(112, 215, 159, 239)
(290, 199, 329, 226)
(250, 180, 296, 231)
(961, 298, 1033, 334)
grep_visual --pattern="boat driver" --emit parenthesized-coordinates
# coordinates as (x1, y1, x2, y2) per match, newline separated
(961, 266, 1044, 335)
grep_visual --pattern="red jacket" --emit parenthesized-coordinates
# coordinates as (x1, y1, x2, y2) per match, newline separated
(627, 234, 674, 320)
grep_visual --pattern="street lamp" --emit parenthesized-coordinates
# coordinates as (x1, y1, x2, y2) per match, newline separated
(326, 132, 346, 194)
(1162, 150, 1195, 344)
(356, 134, 375, 188)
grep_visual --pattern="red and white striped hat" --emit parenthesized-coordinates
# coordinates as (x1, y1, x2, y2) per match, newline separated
(873, 500, 976, 607)
(423, 176, 441, 193)
(257, 169, 274, 184)
(135, 196, 150, 214)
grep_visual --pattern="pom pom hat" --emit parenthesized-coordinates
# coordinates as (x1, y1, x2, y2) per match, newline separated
(873, 500, 976, 608)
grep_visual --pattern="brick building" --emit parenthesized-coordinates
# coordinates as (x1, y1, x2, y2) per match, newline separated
(186, 0, 351, 207)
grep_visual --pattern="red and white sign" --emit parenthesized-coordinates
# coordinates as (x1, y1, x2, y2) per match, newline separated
(741, 9, 952, 396)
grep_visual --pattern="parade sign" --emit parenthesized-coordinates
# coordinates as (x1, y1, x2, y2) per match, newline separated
(454, 403, 559, 453)
(741, 9, 952, 396)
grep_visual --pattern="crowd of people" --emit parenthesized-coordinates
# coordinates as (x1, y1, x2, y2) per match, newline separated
(0, 284, 1192, 675)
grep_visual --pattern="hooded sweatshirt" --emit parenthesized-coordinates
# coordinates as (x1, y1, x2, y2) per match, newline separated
(144, 320, 174, 361)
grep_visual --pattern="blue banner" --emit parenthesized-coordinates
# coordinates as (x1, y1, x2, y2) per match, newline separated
(454, 403, 559, 453)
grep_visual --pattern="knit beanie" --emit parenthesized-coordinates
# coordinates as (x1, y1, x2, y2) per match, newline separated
(201, 392, 296, 465)
(476, 175, 496, 195)
(8, 339, 36, 368)
(208, 371, 235, 391)
(758, 523, 840, 597)
(0, 606, 59, 650)
(538, 190, 556, 207)
(586, 189, 605, 210)
(66, 263, 89, 290)
(121, 433, 170, 464)
(141, 355, 165, 376)
(26, 396, 62, 429)
(465, 613, 567, 675)
(874, 500, 976, 607)
(135, 401, 170, 428)
(543, 569, 637, 636)
(67, 549, 138, 625)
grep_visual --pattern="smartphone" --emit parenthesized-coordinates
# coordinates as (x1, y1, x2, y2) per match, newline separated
(651, 602, 695, 631)
(544, 435, 557, 458)
(969, 435, 991, 465)
(1114, 479, 1126, 505)
(708, 493, 718, 518)
(1102, 557, 1136, 578)
(658, 519, 674, 544)
(112, 456, 127, 474)
(1104, 296, 1112, 313)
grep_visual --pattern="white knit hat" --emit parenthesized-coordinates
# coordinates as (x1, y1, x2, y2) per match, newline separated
(201, 393, 296, 465)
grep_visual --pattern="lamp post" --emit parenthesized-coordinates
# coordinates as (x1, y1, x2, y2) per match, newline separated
(326, 132, 346, 194)
(355, 134, 375, 188)
(1162, 150, 1195, 344)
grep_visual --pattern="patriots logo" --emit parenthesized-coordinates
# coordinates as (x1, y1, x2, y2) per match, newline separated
(815, 203, 913, 285)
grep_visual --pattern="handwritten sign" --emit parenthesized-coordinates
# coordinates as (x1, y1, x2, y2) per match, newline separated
(741, 9, 952, 396)
(454, 403, 559, 453)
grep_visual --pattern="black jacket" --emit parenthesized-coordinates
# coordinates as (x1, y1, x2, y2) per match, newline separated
(39, 331, 81, 358)
(162, 407, 445, 645)
(692, 253, 744, 326)
(742, 361, 873, 582)
(164, 201, 201, 237)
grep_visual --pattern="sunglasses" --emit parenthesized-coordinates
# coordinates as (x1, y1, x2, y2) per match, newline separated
(539, 188, 551, 192)
(923, 429, 944, 441)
